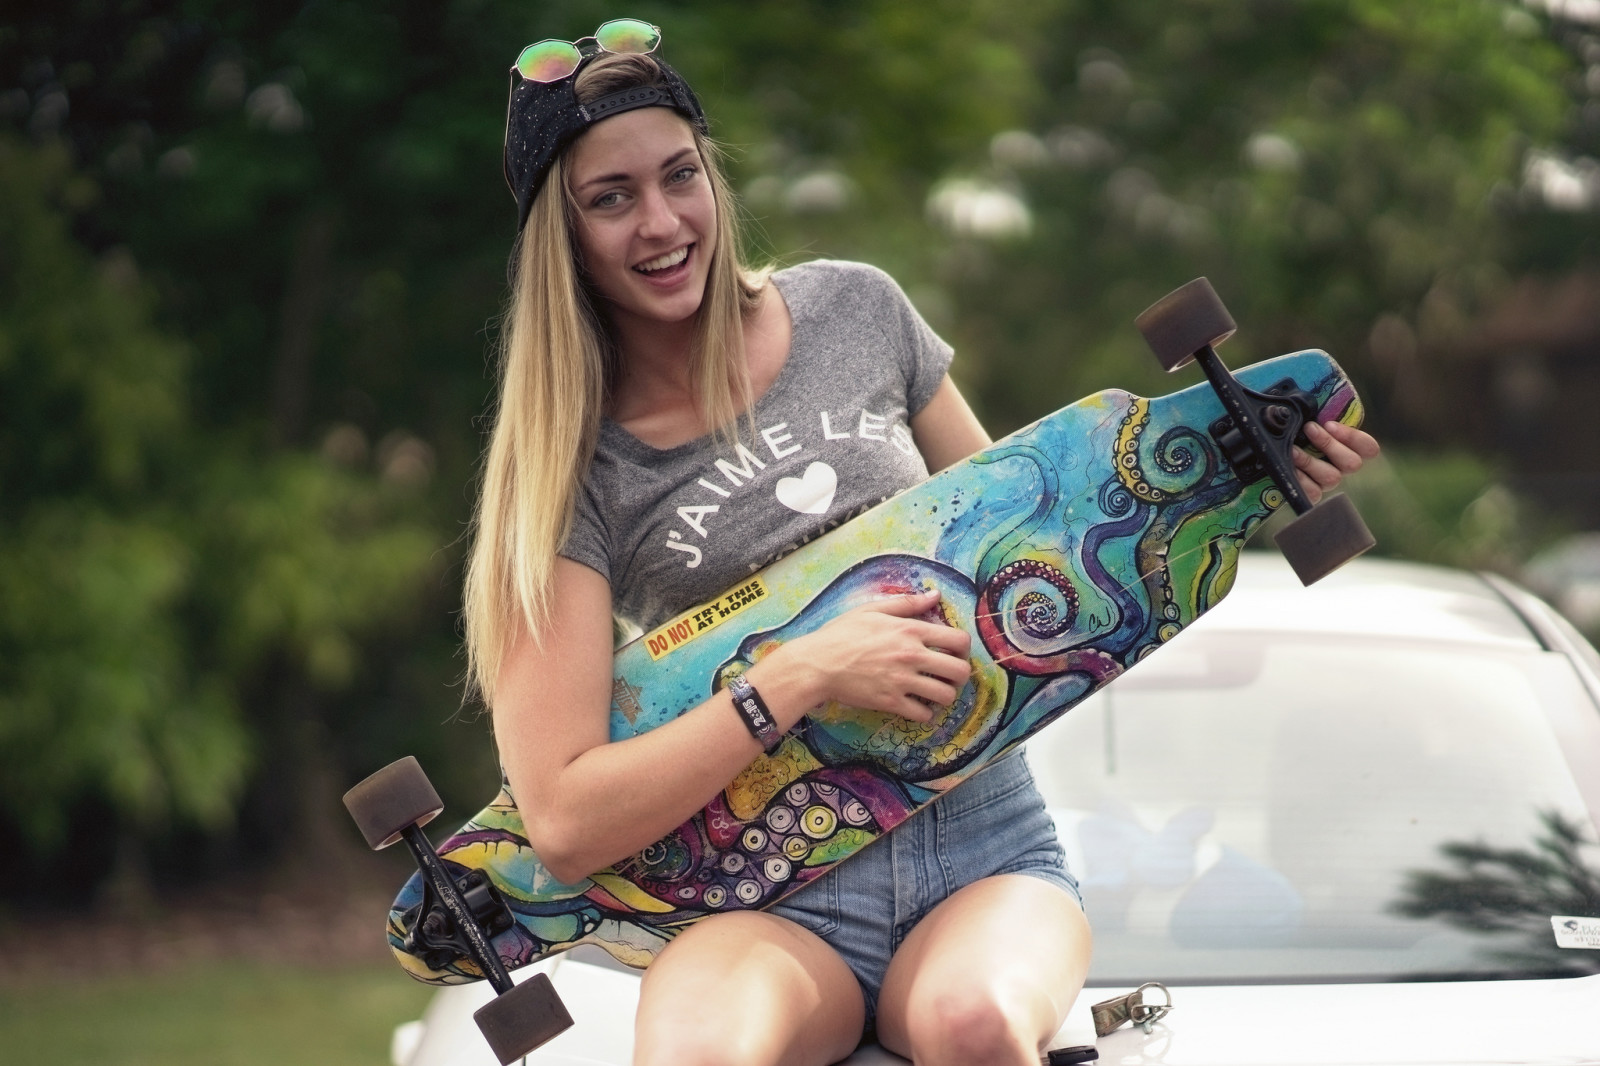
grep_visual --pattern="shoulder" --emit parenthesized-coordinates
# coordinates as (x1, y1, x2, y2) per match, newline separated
(773, 258, 903, 308)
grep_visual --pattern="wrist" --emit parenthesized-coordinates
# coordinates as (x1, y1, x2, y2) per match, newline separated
(747, 646, 825, 727)
(726, 672, 781, 752)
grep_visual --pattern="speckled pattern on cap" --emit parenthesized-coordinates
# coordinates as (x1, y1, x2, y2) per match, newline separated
(502, 54, 709, 231)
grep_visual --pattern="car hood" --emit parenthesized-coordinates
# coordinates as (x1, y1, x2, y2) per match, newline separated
(397, 958, 1600, 1066)
(1075, 976, 1600, 1066)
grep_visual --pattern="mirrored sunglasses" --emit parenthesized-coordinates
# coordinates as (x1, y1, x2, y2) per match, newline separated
(512, 18, 661, 83)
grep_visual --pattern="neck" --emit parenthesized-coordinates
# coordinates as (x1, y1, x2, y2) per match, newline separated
(606, 306, 706, 435)
(613, 308, 698, 391)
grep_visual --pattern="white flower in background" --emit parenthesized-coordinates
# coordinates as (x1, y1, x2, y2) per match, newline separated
(1244, 132, 1302, 173)
(246, 82, 305, 133)
(927, 179, 1033, 239)
(1523, 150, 1600, 211)
(990, 129, 1052, 170)
(1523, 0, 1600, 26)
(784, 170, 854, 213)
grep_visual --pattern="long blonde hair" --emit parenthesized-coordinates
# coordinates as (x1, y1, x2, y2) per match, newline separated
(463, 53, 765, 705)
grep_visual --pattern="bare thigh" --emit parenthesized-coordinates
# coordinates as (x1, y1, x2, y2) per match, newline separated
(634, 910, 867, 1066)
(875, 874, 1092, 1064)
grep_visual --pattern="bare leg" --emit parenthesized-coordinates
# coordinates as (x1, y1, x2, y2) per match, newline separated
(634, 910, 867, 1066)
(875, 874, 1092, 1066)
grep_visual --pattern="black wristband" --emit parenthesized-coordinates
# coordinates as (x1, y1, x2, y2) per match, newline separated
(726, 673, 781, 752)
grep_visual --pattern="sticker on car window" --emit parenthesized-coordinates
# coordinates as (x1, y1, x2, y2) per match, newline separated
(1551, 916, 1600, 949)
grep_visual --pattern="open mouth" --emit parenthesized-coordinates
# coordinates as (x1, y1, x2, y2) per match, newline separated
(633, 244, 692, 276)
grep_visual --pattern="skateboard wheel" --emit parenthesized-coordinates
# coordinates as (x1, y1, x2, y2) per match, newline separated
(1135, 278, 1238, 372)
(1273, 492, 1376, 586)
(342, 756, 444, 850)
(474, 971, 574, 1064)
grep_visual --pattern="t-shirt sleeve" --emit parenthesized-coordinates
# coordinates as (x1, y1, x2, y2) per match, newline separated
(558, 483, 611, 581)
(862, 265, 955, 414)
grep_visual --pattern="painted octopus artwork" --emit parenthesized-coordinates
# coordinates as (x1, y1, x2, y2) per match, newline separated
(389, 350, 1363, 983)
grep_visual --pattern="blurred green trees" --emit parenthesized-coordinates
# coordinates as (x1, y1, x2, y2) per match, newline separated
(1, 0, 1596, 895)
(0, 134, 438, 870)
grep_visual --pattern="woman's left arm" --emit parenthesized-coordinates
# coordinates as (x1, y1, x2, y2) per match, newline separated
(912, 375, 1380, 496)
(910, 376, 991, 473)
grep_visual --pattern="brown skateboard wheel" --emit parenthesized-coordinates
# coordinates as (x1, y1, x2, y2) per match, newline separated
(474, 972, 575, 1064)
(1273, 492, 1376, 585)
(1136, 277, 1238, 372)
(343, 755, 444, 850)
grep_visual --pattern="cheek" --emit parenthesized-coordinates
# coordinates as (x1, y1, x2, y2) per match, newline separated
(693, 194, 719, 254)
(574, 222, 628, 283)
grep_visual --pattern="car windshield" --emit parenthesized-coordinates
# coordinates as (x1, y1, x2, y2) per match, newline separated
(1029, 630, 1600, 985)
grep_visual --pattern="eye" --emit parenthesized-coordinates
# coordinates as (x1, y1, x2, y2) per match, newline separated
(668, 164, 698, 185)
(591, 189, 625, 209)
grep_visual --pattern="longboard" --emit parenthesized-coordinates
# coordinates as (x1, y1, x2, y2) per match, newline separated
(388, 349, 1363, 984)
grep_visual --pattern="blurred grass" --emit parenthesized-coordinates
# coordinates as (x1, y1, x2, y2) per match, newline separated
(0, 961, 431, 1066)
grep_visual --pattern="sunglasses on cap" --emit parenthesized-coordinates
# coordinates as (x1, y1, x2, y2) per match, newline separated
(502, 19, 706, 230)
(512, 18, 661, 84)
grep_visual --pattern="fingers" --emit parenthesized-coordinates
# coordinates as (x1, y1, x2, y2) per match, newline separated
(853, 589, 972, 656)
(891, 697, 936, 723)
(1293, 421, 1381, 503)
(798, 588, 977, 721)
(918, 620, 972, 657)
(860, 589, 942, 616)
(1291, 446, 1336, 503)
(1304, 420, 1379, 470)
(915, 646, 972, 688)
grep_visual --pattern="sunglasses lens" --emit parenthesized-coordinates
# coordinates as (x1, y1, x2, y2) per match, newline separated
(517, 40, 582, 82)
(594, 19, 660, 55)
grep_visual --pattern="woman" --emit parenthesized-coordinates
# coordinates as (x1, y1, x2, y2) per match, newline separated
(465, 22, 1377, 1066)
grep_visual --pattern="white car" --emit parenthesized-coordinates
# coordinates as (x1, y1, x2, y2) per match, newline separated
(391, 554, 1600, 1066)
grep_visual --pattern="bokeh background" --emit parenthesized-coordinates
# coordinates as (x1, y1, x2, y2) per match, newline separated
(3, 0, 1599, 1058)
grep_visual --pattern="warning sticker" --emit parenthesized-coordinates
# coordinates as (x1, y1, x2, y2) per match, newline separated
(1552, 916, 1600, 950)
(643, 578, 768, 662)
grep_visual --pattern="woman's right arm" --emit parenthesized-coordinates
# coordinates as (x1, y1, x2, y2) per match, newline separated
(493, 557, 970, 884)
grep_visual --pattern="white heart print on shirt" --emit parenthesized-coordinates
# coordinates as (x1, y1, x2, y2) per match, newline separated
(775, 462, 837, 514)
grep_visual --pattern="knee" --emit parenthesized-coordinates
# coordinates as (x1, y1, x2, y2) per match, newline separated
(908, 990, 1033, 1064)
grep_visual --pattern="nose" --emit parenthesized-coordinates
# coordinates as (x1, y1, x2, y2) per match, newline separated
(636, 186, 678, 240)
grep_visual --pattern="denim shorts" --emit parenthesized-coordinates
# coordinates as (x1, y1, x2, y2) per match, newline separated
(767, 749, 1081, 1021)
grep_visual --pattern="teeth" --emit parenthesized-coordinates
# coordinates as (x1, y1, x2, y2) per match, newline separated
(636, 246, 689, 273)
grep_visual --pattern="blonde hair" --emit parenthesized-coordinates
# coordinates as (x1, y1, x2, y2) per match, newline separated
(463, 53, 765, 705)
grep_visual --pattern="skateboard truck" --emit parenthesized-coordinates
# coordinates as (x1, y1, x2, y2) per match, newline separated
(344, 756, 574, 1064)
(401, 865, 515, 973)
(1136, 278, 1375, 584)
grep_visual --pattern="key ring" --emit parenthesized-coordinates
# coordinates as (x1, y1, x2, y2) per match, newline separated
(1090, 981, 1173, 1037)
(1128, 982, 1172, 1033)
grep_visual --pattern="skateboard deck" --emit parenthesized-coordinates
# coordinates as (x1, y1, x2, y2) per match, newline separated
(389, 350, 1363, 984)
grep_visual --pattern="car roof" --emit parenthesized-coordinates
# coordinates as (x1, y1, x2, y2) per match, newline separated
(1197, 552, 1541, 651)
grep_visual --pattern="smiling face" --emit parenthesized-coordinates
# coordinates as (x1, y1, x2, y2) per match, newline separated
(566, 107, 717, 336)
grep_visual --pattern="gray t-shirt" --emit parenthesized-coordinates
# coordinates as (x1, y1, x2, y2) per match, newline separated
(562, 259, 955, 631)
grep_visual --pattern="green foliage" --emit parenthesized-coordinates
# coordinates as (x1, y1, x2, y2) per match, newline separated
(0, 135, 438, 850)
(1336, 448, 1552, 571)
(924, 0, 1574, 434)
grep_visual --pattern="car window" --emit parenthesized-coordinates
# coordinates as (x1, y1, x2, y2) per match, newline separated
(1029, 632, 1600, 985)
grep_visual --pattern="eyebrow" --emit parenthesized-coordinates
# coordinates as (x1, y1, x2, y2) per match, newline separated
(576, 147, 698, 192)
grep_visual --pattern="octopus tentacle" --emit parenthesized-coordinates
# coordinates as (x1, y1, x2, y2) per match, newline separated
(1115, 399, 1216, 503)
(975, 558, 1122, 684)
(971, 444, 1061, 586)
